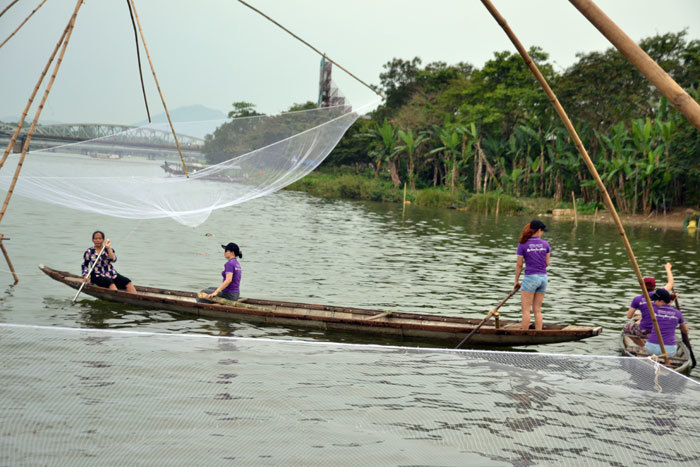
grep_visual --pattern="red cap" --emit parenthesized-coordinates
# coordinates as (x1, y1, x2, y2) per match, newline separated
(643, 277, 656, 291)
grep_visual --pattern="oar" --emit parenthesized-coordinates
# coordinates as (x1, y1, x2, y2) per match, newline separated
(72, 243, 106, 304)
(674, 292, 697, 369)
(456, 283, 521, 349)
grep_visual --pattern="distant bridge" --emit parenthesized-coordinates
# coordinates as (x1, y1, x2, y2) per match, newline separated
(0, 122, 205, 158)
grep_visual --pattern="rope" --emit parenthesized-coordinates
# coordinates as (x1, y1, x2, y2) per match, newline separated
(125, 0, 151, 123)
(0, 0, 47, 50)
(237, 0, 384, 100)
(0, 0, 20, 19)
(650, 355, 663, 393)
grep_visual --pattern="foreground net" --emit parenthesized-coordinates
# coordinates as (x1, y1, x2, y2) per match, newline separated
(0, 104, 363, 227)
(2, 324, 699, 466)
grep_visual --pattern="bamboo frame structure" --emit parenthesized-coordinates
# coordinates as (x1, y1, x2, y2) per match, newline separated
(0, 234, 18, 284)
(569, 0, 700, 132)
(0, 13, 71, 171)
(237, 0, 385, 100)
(0, 0, 47, 50)
(480, 0, 669, 362)
(127, 0, 189, 177)
(0, 0, 84, 226)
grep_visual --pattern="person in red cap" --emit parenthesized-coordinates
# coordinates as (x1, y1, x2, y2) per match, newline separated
(623, 262, 674, 337)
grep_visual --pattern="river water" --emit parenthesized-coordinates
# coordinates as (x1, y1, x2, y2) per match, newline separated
(1, 166, 699, 465)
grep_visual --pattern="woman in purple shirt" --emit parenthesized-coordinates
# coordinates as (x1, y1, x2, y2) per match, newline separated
(514, 220, 550, 331)
(199, 242, 243, 302)
(644, 288, 689, 357)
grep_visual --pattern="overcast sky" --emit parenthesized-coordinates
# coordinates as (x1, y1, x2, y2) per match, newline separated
(1, 0, 699, 124)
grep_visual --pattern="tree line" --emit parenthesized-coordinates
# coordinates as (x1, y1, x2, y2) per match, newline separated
(325, 31, 700, 213)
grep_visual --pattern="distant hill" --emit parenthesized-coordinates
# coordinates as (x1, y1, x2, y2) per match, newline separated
(133, 104, 226, 126)
(0, 116, 64, 125)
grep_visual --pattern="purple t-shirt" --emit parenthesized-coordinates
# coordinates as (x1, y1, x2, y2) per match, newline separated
(517, 237, 550, 276)
(647, 304, 684, 346)
(221, 258, 242, 294)
(630, 294, 653, 331)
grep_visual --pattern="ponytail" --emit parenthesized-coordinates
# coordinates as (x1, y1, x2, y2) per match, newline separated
(519, 224, 536, 244)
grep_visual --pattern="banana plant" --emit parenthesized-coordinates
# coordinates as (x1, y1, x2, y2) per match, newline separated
(397, 129, 428, 190)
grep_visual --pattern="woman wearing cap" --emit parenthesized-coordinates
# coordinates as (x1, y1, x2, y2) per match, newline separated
(644, 288, 688, 357)
(515, 220, 550, 330)
(198, 242, 243, 302)
(81, 230, 137, 294)
(623, 262, 674, 337)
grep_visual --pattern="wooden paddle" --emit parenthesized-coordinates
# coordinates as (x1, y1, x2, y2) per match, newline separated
(455, 283, 521, 349)
(72, 242, 106, 304)
(674, 293, 697, 369)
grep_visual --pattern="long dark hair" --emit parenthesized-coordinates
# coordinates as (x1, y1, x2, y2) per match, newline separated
(519, 224, 536, 244)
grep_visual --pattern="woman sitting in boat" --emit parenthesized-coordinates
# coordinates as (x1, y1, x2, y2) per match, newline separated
(198, 242, 242, 303)
(81, 231, 137, 293)
(644, 288, 688, 357)
(514, 219, 550, 331)
(623, 262, 674, 337)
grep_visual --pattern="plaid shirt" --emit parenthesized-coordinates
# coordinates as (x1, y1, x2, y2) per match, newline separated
(81, 247, 118, 279)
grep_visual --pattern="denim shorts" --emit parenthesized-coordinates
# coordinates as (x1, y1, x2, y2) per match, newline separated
(645, 342, 677, 357)
(521, 274, 548, 293)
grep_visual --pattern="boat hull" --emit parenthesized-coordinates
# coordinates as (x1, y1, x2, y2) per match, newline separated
(40, 265, 603, 347)
(619, 329, 691, 374)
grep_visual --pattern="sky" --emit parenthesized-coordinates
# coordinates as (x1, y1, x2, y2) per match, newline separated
(1, 0, 699, 125)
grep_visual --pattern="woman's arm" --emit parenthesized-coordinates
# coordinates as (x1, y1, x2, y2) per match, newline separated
(545, 253, 550, 268)
(663, 262, 673, 291)
(515, 256, 524, 287)
(680, 322, 689, 334)
(104, 239, 116, 261)
(208, 273, 233, 298)
(626, 307, 638, 319)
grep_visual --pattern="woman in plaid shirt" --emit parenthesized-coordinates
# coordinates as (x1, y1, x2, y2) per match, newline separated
(81, 231, 137, 293)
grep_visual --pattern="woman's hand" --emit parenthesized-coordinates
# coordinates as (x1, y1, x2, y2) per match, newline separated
(104, 239, 112, 249)
(83, 274, 89, 283)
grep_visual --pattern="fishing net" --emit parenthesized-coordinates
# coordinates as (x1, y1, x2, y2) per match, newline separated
(0, 103, 364, 227)
(2, 324, 699, 466)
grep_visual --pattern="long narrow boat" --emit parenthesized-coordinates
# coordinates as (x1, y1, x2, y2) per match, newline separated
(41, 265, 602, 347)
(619, 329, 692, 374)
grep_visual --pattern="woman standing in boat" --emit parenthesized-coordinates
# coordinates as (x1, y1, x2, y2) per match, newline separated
(199, 242, 242, 302)
(81, 230, 137, 293)
(514, 220, 550, 330)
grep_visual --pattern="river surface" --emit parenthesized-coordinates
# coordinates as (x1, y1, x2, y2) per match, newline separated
(1, 167, 700, 465)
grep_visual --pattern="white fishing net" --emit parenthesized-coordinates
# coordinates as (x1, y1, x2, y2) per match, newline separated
(0, 103, 363, 227)
(2, 324, 699, 466)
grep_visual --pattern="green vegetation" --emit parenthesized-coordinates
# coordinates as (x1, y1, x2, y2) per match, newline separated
(205, 31, 700, 213)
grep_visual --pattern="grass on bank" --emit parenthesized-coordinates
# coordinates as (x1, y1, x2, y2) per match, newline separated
(286, 171, 597, 214)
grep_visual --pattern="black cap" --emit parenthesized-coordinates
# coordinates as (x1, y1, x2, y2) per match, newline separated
(530, 219, 547, 232)
(221, 242, 239, 252)
(651, 288, 672, 303)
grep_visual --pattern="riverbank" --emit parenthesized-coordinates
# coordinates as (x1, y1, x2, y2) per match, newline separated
(287, 171, 698, 231)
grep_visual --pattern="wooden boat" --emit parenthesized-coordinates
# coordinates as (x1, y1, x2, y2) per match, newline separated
(40, 264, 603, 347)
(619, 328, 692, 374)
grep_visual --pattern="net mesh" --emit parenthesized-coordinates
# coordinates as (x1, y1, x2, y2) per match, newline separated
(0, 103, 363, 227)
(2, 324, 698, 466)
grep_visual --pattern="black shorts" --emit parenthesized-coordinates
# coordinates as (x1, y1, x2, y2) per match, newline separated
(91, 273, 131, 290)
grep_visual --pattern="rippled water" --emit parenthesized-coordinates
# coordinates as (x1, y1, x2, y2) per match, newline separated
(1, 163, 699, 464)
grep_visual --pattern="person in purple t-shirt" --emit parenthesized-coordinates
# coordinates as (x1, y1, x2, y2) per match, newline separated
(515, 219, 550, 331)
(623, 262, 674, 337)
(198, 242, 243, 303)
(644, 288, 689, 357)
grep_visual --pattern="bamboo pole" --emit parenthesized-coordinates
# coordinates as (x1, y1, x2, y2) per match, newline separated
(237, 0, 384, 100)
(0, 14, 71, 171)
(0, 235, 18, 284)
(480, 0, 669, 362)
(0, 0, 84, 227)
(127, 0, 189, 177)
(495, 195, 501, 216)
(569, 0, 700, 132)
(572, 191, 578, 226)
(0, 0, 48, 50)
(593, 206, 598, 232)
(402, 182, 407, 215)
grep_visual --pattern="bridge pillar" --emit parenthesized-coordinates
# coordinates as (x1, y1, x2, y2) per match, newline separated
(12, 136, 26, 154)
